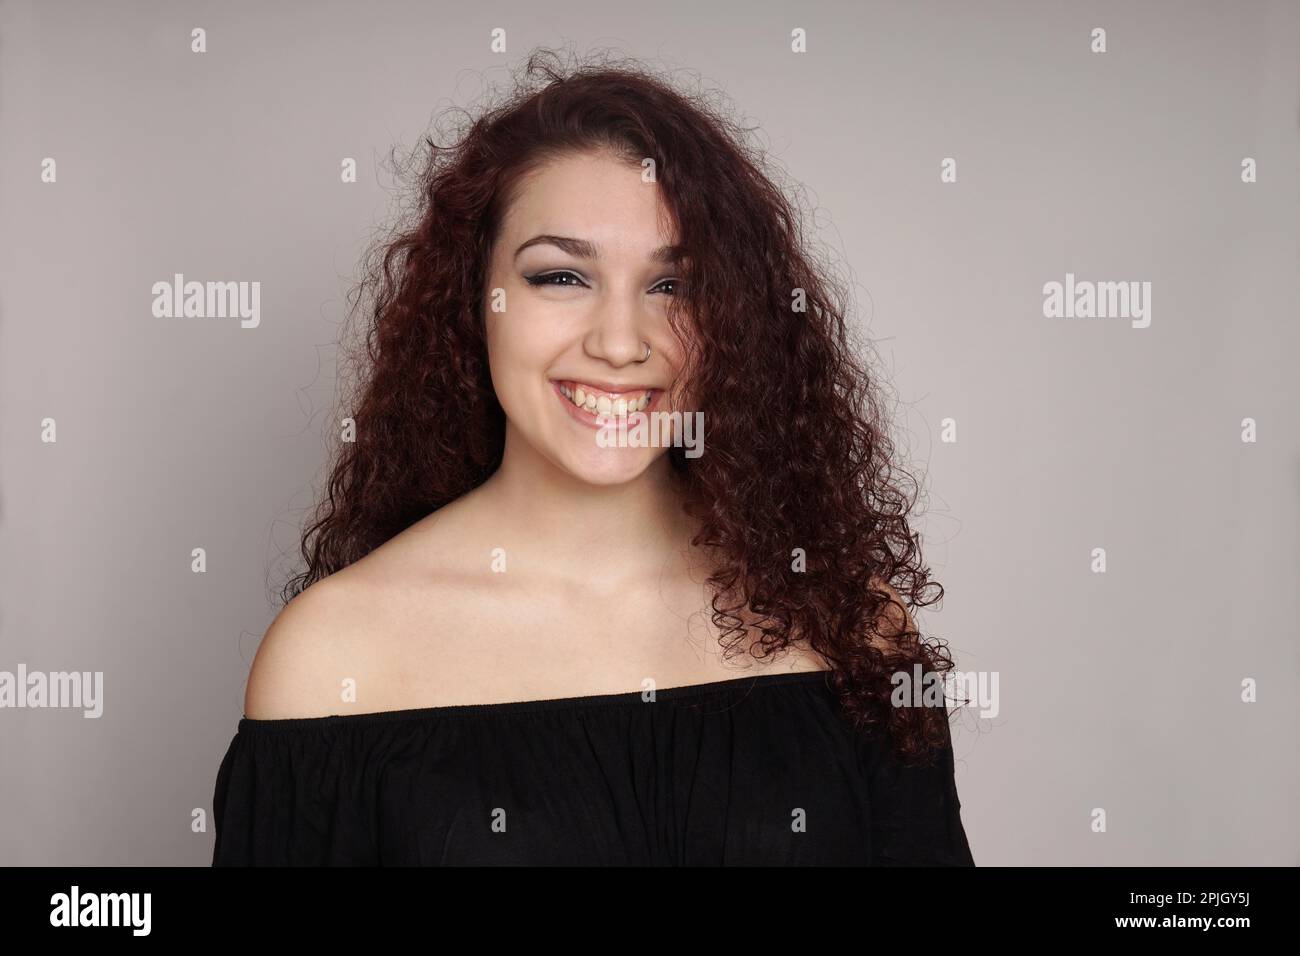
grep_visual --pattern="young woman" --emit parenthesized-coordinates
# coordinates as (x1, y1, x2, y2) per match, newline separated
(212, 50, 975, 866)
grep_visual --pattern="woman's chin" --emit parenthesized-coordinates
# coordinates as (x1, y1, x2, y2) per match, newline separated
(554, 446, 664, 487)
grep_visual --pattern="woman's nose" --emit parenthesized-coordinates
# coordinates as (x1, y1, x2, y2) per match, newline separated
(582, 287, 651, 366)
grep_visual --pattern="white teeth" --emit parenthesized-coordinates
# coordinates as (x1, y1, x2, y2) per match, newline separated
(557, 382, 653, 417)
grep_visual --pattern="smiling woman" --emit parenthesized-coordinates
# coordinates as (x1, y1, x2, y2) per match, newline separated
(210, 48, 975, 866)
(482, 152, 691, 486)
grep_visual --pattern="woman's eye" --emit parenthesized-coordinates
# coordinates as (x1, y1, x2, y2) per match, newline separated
(523, 272, 680, 295)
(525, 271, 587, 288)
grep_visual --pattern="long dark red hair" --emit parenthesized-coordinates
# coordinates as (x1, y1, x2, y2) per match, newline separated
(285, 48, 958, 763)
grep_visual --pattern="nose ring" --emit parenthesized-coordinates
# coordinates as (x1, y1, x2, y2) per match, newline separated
(637, 341, 651, 363)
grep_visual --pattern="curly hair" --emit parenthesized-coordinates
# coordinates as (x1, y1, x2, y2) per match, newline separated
(284, 47, 959, 764)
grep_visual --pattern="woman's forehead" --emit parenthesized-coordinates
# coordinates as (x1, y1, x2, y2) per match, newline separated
(499, 153, 679, 250)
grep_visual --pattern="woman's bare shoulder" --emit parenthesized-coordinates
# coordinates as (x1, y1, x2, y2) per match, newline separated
(241, 569, 387, 720)
(242, 503, 497, 720)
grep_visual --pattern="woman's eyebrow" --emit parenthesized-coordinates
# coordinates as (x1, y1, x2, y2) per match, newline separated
(513, 234, 685, 264)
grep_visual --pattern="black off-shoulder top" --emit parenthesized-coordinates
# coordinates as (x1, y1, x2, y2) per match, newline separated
(211, 670, 974, 866)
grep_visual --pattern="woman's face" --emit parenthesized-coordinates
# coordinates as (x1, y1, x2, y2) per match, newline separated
(484, 148, 692, 486)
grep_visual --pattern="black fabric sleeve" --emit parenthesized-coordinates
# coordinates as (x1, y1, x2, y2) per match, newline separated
(211, 723, 381, 866)
(863, 711, 976, 866)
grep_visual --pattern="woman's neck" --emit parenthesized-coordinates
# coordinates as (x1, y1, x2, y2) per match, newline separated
(468, 428, 702, 587)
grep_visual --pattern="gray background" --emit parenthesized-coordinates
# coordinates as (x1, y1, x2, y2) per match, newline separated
(2, 0, 1297, 865)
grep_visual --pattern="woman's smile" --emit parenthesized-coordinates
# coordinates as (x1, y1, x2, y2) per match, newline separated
(549, 378, 662, 429)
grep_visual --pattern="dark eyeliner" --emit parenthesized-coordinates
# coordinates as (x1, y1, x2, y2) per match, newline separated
(524, 270, 587, 288)
(522, 271, 680, 293)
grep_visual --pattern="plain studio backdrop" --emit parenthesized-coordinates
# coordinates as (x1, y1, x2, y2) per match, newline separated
(1, 0, 1297, 866)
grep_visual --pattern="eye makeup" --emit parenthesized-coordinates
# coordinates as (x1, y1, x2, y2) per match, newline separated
(522, 271, 680, 294)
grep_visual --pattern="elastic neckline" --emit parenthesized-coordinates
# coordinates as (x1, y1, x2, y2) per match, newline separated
(238, 669, 834, 730)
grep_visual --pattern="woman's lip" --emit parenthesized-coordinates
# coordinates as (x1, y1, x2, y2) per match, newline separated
(551, 378, 658, 399)
(550, 380, 660, 429)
